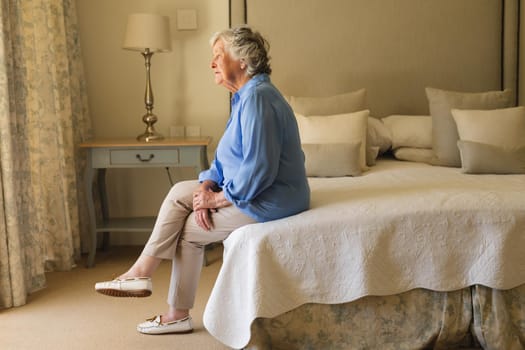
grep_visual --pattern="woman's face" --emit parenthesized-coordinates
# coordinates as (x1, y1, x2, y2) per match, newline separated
(210, 39, 245, 92)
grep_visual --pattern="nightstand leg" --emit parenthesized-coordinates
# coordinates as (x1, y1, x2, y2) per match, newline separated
(98, 169, 110, 250)
(85, 161, 97, 268)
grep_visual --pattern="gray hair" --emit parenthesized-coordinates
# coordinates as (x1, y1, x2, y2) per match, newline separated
(210, 25, 272, 77)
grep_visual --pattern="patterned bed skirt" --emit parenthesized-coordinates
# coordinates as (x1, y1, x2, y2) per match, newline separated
(245, 284, 525, 350)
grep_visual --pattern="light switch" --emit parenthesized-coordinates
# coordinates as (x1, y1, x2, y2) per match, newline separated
(176, 9, 197, 30)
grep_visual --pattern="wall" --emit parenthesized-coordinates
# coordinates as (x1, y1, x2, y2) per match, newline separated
(245, 0, 504, 117)
(76, 0, 230, 245)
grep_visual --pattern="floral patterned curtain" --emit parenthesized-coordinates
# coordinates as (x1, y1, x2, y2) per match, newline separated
(0, 0, 92, 308)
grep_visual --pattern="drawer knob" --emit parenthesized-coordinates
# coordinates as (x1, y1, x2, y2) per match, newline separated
(136, 154, 155, 162)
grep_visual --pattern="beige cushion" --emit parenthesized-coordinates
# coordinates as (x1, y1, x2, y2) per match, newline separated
(285, 89, 367, 116)
(296, 110, 369, 170)
(425, 87, 514, 167)
(457, 140, 525, 174)
(393, 147, 435, 164)
(382, 115, 432, 149)
(451, 106, 525, 174)
(283, 90, 384, 165)
(451, 106, 525, 148)
(302, 143, 362, 177)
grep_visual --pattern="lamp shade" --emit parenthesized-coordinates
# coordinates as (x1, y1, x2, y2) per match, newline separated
(123, 13, 172, 52)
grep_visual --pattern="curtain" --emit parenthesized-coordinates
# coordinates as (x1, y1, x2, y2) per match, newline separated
(0, 0, 92, 308)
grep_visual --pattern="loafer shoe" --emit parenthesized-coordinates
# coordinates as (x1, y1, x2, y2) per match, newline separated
(137, 315, 193, 335)
(95, 277, 152, 297)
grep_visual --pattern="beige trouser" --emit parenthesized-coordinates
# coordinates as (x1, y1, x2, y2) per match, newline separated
(141, 180, 257, 309)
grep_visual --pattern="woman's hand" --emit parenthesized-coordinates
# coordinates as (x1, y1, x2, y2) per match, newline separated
(192, 190, 230, 211)
(195, 208, 213, 231)
(193, 181, 231, 231)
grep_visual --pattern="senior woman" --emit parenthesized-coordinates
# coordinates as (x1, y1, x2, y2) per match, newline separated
(95, 25, 310, 335)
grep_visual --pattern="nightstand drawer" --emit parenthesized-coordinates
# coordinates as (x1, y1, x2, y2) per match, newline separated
(110, 149, 179, 165)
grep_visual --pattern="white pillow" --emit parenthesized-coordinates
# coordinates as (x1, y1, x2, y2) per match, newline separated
(367, 117, 392, 154)
(451, 106, 525, 148)
(382, 115, 432, 149)
(285, 89, 367, 116)
(296, 110, 369, 170)
(393, 147, 435, 164)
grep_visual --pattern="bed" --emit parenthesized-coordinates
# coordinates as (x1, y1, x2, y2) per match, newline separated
(204, 159, 525, 349)
(203, 1, 525, 349)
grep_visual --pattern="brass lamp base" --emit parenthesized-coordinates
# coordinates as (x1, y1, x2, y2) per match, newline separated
(137, 130, 164, 142)
(137, 112, 164, 142)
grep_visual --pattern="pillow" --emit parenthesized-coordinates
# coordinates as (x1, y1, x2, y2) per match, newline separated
(367, 117, 392, 154)
(451, 106, 525, 148)
(425, 87, 514, 167)
(284, 90, 376, 165)
(296, 110, 369, 170)
(302, 143, 362, 177)
(382, 115, 432, 149)
(457, 140, 525, 174)
(286, 89, 367, 116)
(451, 106, 525, 174)
(393, 147, 435, 164)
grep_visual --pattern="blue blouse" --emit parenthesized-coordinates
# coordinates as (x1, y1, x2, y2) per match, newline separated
(199, 74, 310, 222)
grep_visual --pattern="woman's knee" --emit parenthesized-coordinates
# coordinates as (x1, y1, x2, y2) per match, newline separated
(167, 180, 200, 200)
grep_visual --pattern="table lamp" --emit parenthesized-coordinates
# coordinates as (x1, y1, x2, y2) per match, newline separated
(123, 13, 172, 142)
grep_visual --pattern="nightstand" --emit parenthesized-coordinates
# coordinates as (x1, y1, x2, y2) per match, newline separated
(80, 137, 212, 267)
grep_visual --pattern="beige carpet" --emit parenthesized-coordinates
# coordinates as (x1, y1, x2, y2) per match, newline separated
(0, 246, 230, 350)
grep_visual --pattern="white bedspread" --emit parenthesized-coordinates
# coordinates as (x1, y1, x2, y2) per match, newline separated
(203, 159, 525, 349)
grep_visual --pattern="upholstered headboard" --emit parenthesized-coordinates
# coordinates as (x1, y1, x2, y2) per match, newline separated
(229, 0, 519, 117)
